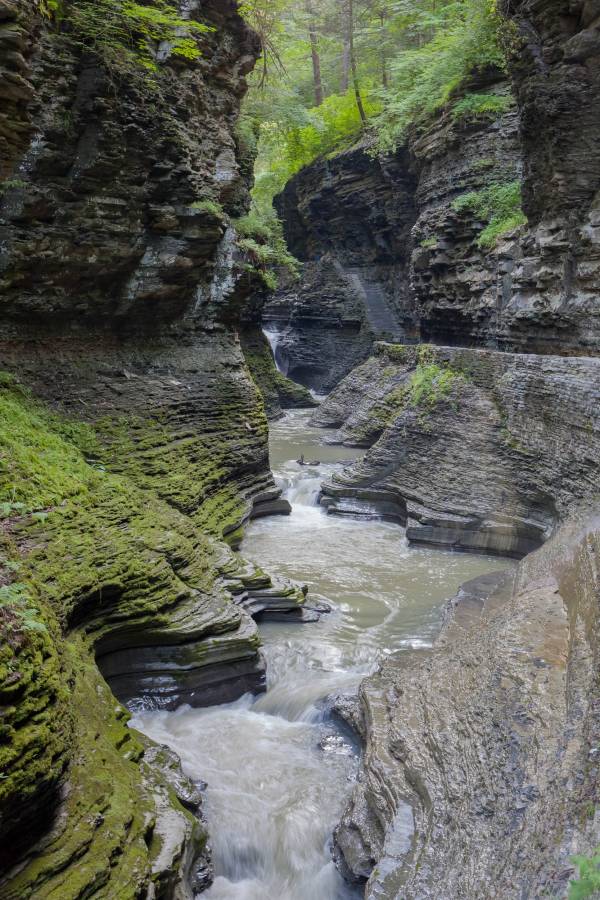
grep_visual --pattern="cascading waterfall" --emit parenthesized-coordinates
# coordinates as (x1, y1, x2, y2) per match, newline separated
(133, 410, 512, 900)
(263, 324, 290, 375)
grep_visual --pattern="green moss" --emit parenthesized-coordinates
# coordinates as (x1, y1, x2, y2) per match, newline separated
(0, 379, 99, 513)
(6, 641, 200, 899)
(365, 355, 466, 437)
(235, 211, 300, 291)
(0, 370, 263, 893)
(190, 199, 226, 218)
(43, 0, 213, 74)
(376, 343, 415, 365)
(569, 849, 600, 900)
(409, 363, 461, 408)
(0, 560, 72, 862)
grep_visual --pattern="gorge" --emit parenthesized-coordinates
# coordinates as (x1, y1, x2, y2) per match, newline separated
(0, 1, 599, 899)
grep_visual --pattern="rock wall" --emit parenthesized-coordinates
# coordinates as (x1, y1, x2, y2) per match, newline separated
(410, 76, 522, 346)
(317, 342, 600, 557)
(265, 145, 419, 392)
(318, 331, 600, 895)
(497, 0, 600, 354)
(0, 1, 303, 896)
(334, 511, 600, 898)
(240, 325, 317, 419)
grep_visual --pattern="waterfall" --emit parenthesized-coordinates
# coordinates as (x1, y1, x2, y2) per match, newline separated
(263, 325, 289, 375)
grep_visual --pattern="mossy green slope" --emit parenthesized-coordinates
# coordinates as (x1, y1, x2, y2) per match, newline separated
(0, 374, 261, 896)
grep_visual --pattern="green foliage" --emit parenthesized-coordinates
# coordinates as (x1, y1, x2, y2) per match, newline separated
(409, 363, 461, 408)
(372, 0, 505, 151)
(52, 0, 212, 73)
(235, 209, 300, 289)
(420, 236, 438, 249)
(0, 584, 49, 636)
(37, 0, 63, 19)
(252, 89, 380, 215)
(190, 199, 226, 218)
(235, 212, 272, 242)
(569, 850, 600, 900)
(242, 0, 509, 217)
(0, 178, 28, 195)
(452, 180, 527, 248)
(0, 375, 99, 513)
(451, 91, 512, 122)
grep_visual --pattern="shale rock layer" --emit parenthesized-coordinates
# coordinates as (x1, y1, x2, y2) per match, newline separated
(318, 342, 600, 556)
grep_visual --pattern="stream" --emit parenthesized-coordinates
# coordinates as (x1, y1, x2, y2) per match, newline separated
(133, 409, 512, 900)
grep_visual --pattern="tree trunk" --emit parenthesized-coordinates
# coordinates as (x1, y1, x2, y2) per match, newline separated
(341, 37, 350, 92)
(380, 10, 388, 88)
(305, 0, 323, 106)
(346, 0, 367, 123)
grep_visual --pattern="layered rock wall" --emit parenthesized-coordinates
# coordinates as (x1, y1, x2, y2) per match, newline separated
(497, 0, 600, 353)
(317, 342, 600, 557)
(335, 512, 600, 898)
(265, 146, 419, 392)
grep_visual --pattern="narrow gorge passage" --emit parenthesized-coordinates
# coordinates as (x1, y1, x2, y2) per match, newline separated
(133, 410, 513, 900)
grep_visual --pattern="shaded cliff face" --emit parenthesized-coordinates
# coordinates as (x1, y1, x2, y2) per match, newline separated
(0, 0, 259, 334)
(410, 77, 522, 345)
(320, 362, 600, 897)
(270, 1, 600, 383)
(318, 341, 600, 894)
(497, 0, 600, 354)
(265, 145, 419, 392)
(0, 2, 307, 896)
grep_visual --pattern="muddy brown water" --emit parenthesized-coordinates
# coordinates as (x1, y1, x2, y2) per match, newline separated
(133, 409, 512, 899)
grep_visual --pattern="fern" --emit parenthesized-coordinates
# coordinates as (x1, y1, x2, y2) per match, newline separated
(452, 180, 527, 248)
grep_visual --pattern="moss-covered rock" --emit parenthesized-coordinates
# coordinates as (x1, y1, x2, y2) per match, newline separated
(0, 371, 269, 894)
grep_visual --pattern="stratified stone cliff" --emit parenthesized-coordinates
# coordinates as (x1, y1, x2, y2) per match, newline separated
(499, 0, 600, 353)
(316, 4, 600, 892)
(335, 511, 600, 898)
(317, 342, 600, 556)
(266, 146, 418, 392)
(0, 1, 301, 896)
(321, 341, 600, 896)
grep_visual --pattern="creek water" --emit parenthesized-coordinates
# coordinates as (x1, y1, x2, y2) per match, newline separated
(133, 409, 511, 900)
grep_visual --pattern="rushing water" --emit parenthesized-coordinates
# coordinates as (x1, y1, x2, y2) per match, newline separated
(133, 409, 511, 900)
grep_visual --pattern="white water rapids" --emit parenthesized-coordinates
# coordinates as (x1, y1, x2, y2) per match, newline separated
(132, 409, 511, 900)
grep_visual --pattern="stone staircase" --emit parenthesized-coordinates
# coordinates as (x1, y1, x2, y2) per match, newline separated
(344, 267, 405, 341)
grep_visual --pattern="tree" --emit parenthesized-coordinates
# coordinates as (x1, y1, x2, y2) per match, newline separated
(343, 0, 367, 123)
(305, 0, 324, 105)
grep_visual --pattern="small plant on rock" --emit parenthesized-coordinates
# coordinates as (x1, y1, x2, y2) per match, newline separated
(43, 0, 212, 73)
(452, 92, 513, 123)
(452, 180, 527, 249)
